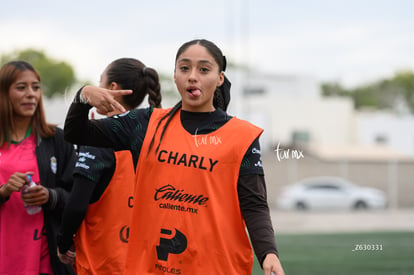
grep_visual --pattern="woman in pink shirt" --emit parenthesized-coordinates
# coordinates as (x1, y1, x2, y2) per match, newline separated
(0, 61, 76, 275)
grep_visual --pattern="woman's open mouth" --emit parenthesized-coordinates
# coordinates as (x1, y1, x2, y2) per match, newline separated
(187, 88, 201, 97)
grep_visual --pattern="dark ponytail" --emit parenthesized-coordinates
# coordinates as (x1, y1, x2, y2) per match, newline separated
(213, 74, 231, 111)
(141, 67, 162, 108)
(105, 58, 162, 109)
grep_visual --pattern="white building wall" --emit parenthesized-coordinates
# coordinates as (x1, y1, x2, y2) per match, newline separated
(43, 97, 72, 128)
(226, 69, 320, 118)
(356, 111, 414, 156)
(239, 96, 355, 150)
(226, 68, 355, 150)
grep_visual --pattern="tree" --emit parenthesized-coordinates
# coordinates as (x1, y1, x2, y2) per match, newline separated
(0, 49, 77, 98)
(321, 82, 350, 97)
(321, 70, 414, 114)
(392, 70, 414, 112)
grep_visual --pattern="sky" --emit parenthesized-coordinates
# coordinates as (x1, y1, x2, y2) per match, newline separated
(1, 0, 413, 88)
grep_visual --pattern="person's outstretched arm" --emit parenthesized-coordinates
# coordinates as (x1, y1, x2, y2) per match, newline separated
(64, 86, 131, 147)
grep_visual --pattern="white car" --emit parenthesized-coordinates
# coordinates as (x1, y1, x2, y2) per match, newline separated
(276, 176, 387, 211)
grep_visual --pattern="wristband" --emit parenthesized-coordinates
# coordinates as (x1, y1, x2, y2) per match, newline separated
(79, 92, 89, 104)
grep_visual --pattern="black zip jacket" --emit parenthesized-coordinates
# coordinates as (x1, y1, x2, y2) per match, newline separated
(35, 127, 77, 275)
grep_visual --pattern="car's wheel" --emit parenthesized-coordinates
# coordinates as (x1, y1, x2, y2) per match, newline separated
(296, 201, 307, 211)
(354, 200, 368, 210)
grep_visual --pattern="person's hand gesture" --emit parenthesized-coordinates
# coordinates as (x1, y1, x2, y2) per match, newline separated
(80, 85, 132, 115)
(57, 247, 76, 264)
(0, 172, 32, 198)
(21, 184, 49, 206)
(262, 253, 285, 275)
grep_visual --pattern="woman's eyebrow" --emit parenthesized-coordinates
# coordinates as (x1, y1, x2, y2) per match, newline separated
(177, 58, 214, 66)
(15, 81, 40, 85)
(198, 60, 214, 66)
(177, 58, 191, 63)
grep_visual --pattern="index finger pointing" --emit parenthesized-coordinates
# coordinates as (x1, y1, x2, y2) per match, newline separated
(112, 89, 133, 96)
(109, 89, 133, 112)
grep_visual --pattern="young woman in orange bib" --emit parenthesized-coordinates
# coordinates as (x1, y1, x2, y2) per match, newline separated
(57, 58, 162, 275)
(63, 39, 285, 275)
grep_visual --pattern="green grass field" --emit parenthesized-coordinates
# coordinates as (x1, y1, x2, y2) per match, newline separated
(251, 231, 414, 275)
